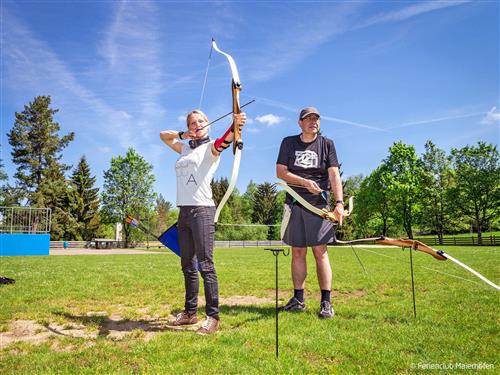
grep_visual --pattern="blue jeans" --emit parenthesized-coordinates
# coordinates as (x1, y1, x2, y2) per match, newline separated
(177, 206, 219, 319)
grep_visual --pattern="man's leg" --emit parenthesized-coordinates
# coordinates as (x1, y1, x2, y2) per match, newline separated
(312, 244, 334, 318)
(281, 204, 307, 311)
(312, 244, 331, 290)
(291, 246, 307, 289)
(280, 246, 308, 311)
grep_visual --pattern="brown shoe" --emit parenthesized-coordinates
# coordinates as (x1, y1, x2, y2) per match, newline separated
(172, 311, 198, 326)
(196, 316, 219, 335)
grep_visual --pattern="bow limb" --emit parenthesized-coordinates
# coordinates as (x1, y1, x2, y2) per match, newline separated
(211, 39, 242, 154)
(334, 234, 499, 290)
(211, 39, 243, 224)
(214, 147, 242, 224)
(276, 181, 353, 223)
(441, 252, 500, 290)
(374, 236, 499, 290)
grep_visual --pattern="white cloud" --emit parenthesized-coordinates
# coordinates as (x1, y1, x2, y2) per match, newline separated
(481, 107, 500, 125)
(255, 114, 285, 127)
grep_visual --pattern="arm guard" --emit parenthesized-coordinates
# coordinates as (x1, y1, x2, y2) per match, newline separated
(214, 125, 234, 152)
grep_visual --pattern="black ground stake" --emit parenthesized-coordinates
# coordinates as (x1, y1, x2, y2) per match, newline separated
(265, 248, 289, 358)
(409, 246, 417, 319)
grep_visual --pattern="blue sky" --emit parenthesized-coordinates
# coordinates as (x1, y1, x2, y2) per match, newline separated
(1, 0, 499, 205)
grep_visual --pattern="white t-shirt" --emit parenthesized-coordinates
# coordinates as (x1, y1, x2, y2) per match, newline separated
(175, 140, 220, 206)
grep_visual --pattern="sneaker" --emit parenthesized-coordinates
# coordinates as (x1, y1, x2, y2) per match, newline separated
(196, 316, 219, 335)
(172, 311, 198, 326)
(280, 297, 306, 312)
(318, 301, 334, 319)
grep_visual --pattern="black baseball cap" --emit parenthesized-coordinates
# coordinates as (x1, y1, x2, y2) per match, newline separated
(299, 107, 320, 120)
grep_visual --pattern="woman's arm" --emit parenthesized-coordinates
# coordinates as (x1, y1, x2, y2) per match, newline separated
(211, 112, 246, 156)
(160, 130, 184, 154)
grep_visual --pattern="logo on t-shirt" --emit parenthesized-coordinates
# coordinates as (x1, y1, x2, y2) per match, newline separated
(186, 174, 197, 185)
(294, 150, 318, 168)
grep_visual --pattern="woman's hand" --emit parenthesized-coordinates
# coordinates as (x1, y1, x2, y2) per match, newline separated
(181, 129, 197, 140)
(233, 112, 246, 129)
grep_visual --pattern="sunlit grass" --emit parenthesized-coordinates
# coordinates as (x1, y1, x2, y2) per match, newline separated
(0, 246, 498, 373)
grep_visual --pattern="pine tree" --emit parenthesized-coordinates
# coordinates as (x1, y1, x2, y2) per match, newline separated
(252, 182, 280, 240)
(7, 96, 74, 202)
(70, 156, 100, 240)
(32, 163, 78, 240)
(0, 152, 7, 182)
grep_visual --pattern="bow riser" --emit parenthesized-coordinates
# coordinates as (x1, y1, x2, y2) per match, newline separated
(232, 81, 242, 154)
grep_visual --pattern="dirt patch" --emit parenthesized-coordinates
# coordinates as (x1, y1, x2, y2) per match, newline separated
(0, 320, 96, 350)
(0, 313, 201, 351)
(1, 292, 364, 351)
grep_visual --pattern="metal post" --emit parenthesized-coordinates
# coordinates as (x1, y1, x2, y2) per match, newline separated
(409, 246, 417, 319)
(265, 248, 289, 358)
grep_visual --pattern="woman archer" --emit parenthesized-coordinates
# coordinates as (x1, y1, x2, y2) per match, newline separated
(160, 109, 246, 335)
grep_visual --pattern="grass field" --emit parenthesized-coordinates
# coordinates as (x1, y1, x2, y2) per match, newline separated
(1, 245, 498, 374)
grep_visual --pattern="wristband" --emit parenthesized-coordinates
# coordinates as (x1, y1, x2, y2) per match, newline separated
(335, 200, 344, 205)
(178, 131, 184, 140)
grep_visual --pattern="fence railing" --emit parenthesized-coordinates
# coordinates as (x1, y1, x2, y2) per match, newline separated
(49, 236, 499, 250)
(0, 206, 51, 234)
(414, 236, 499, 246)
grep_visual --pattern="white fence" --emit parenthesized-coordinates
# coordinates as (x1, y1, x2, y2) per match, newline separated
(0, 206, 51, 234)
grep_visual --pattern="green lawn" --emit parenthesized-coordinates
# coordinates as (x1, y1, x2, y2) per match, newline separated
(1, 246, 498, 374)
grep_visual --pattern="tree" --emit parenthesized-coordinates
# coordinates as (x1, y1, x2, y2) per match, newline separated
(252, 182, 280, 240)
(354, 166, 393, 237)
(101, 148, 156, 247)
(70, 156, 100, 240)
(211, 177, 229, 207)
(419, 141, 453, 243)
(337, 174, 363, 239)
(0, 152, 7, 182)
(0, 153, 10, 205)
(450, 142, 500, 243)
(32, 164, 79, 240)
(154, 194, 173, 234)
(241, 180, 258, 221)
(383, 142, 424, 239)
(7, 96, 74, 202)
(210, 177, 245, 225)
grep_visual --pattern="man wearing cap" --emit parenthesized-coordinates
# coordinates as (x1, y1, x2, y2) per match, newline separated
(276, 106, 344, 319)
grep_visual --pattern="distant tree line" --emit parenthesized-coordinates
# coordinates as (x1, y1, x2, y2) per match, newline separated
(1, 96, 498, 244)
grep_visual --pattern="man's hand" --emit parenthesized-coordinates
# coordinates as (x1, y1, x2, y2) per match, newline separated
(302, 178, 323, 195)
(333, 203, 345, 226)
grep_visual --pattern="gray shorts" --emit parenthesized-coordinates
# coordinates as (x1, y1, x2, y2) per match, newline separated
(282, 203, 335, 247)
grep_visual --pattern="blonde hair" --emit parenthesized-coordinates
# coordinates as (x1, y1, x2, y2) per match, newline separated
(186, 109, 209, 128)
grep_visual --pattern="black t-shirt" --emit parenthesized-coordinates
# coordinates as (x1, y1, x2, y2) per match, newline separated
(276, 134, 339, 206)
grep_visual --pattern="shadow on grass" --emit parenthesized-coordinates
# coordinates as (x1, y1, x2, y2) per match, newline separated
(219, 304, 277, 330)
(49, 310, 194, 338)
(47, 304, 278, 338)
